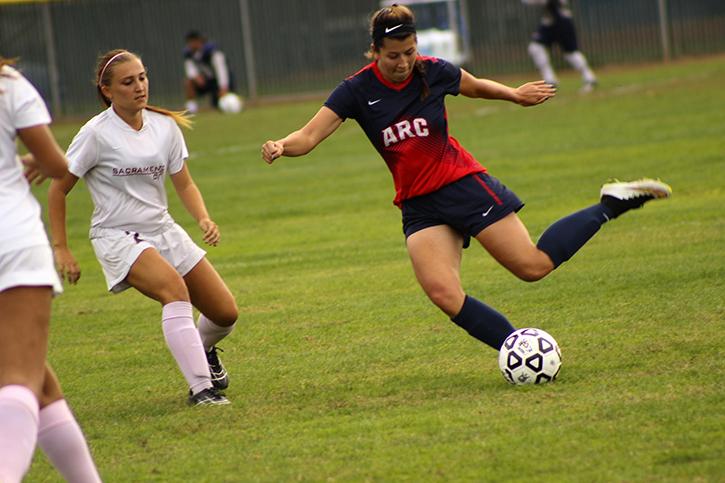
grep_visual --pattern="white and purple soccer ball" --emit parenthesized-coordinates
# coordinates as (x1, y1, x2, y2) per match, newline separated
(498, 328, 562, 385)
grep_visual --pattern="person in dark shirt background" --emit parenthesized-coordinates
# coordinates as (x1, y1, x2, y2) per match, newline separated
(523, 0, 597, 92)
(183, 30, 232, 113)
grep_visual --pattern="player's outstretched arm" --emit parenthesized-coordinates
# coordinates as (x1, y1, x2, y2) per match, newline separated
(48, 173, 82, 284)
(459, 69, 555, 107)
(262, 106, 343, 164)
(170, 164, 220, 246)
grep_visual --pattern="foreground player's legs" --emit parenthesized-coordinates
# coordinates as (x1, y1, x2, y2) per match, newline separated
(478, 179, 672, 274)
(126, 249, 228, 405)
(0, 287, 51, 482)
(407, 225, 515, 350)
(38, 365, 101, 483)
(185, 258, 238, 390)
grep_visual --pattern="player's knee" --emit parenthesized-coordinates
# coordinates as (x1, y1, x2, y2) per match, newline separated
(215, 302, 239, 326)
(0, 373, 43, 400)
(513, 260, 553, 282)
(424, 283, 465, 315)
(158, 278, 190, 304)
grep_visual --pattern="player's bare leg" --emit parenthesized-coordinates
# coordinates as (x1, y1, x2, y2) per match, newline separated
(0, 287, 50, 481)
(475, 213, 555, 282)
(126, 248, 228, 405)
(185, 258, 238, 390)
(38, 365, 101, 482)
(407, 225, 515, 350)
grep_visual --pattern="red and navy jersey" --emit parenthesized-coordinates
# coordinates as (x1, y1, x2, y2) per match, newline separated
(324, 56, 485, 207)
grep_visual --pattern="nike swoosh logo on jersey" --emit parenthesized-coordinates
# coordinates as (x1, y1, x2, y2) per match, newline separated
(482, 206, 494, 217)
(385, 24, 403, 34)
(368, 99, 382, 106)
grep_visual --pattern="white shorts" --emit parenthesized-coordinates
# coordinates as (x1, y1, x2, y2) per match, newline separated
(0, 245, 63, 295)
(90, 223, 206, 293)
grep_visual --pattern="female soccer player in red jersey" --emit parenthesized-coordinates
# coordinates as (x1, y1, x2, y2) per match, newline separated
(261, 4, 670, 352)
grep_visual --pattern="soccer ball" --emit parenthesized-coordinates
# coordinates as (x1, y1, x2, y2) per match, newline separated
(498, 328, 561, 385)
(218, 93, 243, 114)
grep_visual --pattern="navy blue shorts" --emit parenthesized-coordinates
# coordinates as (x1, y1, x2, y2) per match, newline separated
(401, 173, 524, 248)
(533, 17, 579, 53)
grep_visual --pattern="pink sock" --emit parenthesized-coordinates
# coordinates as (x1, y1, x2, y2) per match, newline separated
(38, 399, 101, 483)
(198, 314, 235, 352)
(162, 301, 213, 395)
(0, 385, 39, 483)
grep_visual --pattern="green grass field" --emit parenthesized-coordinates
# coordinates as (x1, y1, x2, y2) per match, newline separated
(29, 56, 724, 482)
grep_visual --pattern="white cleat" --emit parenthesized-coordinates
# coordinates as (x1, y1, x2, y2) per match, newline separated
(600, 178, 672, 218)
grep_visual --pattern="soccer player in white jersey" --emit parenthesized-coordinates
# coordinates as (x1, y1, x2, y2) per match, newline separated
(48, 49, 238, 406)
(0, 57, 101, 483)
(522, 0, 597, 93)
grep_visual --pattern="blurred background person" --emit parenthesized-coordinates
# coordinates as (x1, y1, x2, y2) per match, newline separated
(523, 0, 597, 92)
(183, 30, 233, 113)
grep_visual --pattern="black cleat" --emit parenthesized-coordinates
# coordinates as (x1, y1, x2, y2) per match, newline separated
(600, 178, 672, 219)
(206, 346, 229, 390)
(188, 387, 230, 406)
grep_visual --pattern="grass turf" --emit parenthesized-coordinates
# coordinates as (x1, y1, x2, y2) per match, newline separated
(28, 55, 724, 481)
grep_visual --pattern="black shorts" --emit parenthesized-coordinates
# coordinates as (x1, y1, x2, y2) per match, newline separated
(401, 173, 524, 248)
(532, 17, 579, 53)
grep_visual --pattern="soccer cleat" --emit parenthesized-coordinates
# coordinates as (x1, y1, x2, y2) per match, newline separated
(206, 346, 229, 390)
(600, 178, 672, 219)
(188, 387, 230, 406)
(579, 80, 597, 94)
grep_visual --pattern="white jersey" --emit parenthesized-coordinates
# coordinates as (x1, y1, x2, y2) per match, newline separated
(0, 65, 53, 255)
(66, 107, 188, 235)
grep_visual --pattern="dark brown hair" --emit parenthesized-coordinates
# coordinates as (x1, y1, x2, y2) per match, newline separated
(368, 4, 429, 100)
(95, 49, 192, 129)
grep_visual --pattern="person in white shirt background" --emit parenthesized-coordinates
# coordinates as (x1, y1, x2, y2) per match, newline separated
(0, 56, 101, 483)
(48, 49, 238, 407)
(522, 0, 597, 93)
(183, 30, 233, 113)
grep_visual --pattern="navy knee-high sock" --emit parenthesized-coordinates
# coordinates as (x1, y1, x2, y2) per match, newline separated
(536, 203, 615, 268)
(451, 295, 516, 350)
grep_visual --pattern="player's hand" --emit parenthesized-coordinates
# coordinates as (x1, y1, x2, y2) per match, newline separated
(19, 154, 49, 185)
(262, 140, 284, 164)
(514, 80, 556, 107)
(54, 247, 81, 284)
(199, 217, 220, 246)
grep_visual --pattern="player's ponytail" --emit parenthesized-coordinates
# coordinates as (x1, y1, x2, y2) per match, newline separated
(368, 4, 430, 101)
(413, 60, 430, 101)
(145, 105, 192, 129)
(95, 49, 192, 129)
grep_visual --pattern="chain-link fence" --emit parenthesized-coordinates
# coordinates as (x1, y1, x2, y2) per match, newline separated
(2, 0, 724, 117)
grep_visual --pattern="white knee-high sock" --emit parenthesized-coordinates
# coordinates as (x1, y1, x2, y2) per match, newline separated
(528, 42, 557, 85)
(564, 51, 596, 83)
(162, 301, 213, 395)
(0, 385, 39, 483)
(38, 399, 101, 483)
(198, 314, 235, 352)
